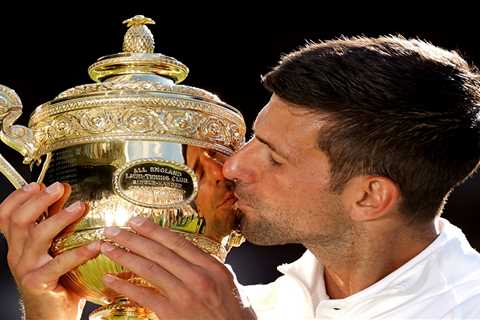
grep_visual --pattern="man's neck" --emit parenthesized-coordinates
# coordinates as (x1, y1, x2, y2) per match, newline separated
(305, 218, 440, 299)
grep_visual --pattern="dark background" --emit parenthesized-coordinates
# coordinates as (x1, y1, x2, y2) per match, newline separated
(0, 13, 479, 320)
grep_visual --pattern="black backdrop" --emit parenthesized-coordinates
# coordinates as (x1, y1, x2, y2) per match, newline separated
(0, 13, 479, 320)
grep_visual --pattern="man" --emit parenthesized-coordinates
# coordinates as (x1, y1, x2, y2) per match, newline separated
(185, 145, 237, 241)
(2, 35, 480, 319)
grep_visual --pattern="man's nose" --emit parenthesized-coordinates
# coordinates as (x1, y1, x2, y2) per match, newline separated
(223, 146, 256, 184)
(200, 151, 225, 183)
(223, 153, 239, 181)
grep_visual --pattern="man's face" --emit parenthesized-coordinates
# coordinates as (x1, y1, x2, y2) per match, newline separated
(186, 146, 236, 242)
(223, 95, 350, 246)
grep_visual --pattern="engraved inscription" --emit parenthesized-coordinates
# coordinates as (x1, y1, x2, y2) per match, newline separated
(115, 160, 198, 208)
(122, 164, 193, 192)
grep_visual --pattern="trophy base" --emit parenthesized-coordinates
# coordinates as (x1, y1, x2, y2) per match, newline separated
(89, 297, 158, 320)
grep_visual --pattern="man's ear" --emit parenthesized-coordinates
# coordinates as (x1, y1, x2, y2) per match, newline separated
(341, 176, 401, 222)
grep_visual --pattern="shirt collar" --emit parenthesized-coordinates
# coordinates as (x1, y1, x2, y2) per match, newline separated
(275, 218, 467, 302)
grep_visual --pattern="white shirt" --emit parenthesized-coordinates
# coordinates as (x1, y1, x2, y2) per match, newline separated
(237, 219, 480, 319)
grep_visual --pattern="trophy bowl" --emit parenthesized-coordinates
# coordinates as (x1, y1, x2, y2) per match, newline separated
(0, 15, 245, 320)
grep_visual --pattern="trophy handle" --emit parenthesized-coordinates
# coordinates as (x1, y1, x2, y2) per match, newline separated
(0, 84, 37, 189)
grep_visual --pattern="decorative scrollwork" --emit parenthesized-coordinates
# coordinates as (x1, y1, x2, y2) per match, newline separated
(32, 101, 244, 156)
(80, 109, 115, 133)
(122, 109, 155, 133)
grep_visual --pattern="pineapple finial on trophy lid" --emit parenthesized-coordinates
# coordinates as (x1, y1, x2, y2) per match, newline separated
(122, 15, 156, 53)
(87, 14, 189, 83)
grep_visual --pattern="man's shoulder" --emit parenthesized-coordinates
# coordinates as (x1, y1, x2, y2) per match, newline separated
(435, 230, 480, 287)
(238, 274, 289, 306)
(239, 274, 317, 319)
(440, 292, 480, 319)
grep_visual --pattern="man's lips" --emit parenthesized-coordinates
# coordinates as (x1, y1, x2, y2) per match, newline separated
(233, 191, 240, 200)
(232, 193, 252, 210)
(231, 195, 251, 232)
(232, 204, 244, 231)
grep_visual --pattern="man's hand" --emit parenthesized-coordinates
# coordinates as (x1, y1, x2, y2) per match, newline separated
(0, 182, 100, 320)
(101, 217, 256, 320)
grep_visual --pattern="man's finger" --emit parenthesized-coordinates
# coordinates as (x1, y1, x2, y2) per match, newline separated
(26, 201, 86, 263)
(127, 217, 220, 269)
(104, 226, 210, 288)
(100, 242, 184, 298)
(47, 183, 72, 216)
(7, 183, 65, 262)
(20, 241, 101, 292)
(103, 274, 169, 317)
(0, 183, 41, 234)
(12, 182, 65, 227)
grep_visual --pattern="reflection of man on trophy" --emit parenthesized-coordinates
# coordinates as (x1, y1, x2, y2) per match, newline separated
(185, 146, 236, 243)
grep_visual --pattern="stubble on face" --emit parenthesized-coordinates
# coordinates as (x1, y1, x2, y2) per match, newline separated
(234, 180, 352, 248)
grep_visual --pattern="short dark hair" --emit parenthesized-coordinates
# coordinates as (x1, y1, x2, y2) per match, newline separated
(263, 35, 480, 222)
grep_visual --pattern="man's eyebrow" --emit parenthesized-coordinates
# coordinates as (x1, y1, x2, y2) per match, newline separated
(252, 130, 289, 160)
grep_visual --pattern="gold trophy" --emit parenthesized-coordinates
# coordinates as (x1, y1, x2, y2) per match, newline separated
(0, 15, 245, 320)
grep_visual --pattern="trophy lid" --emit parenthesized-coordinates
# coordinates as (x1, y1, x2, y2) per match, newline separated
(28, 15, 245, 159)
(88, 15, 189, 84)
